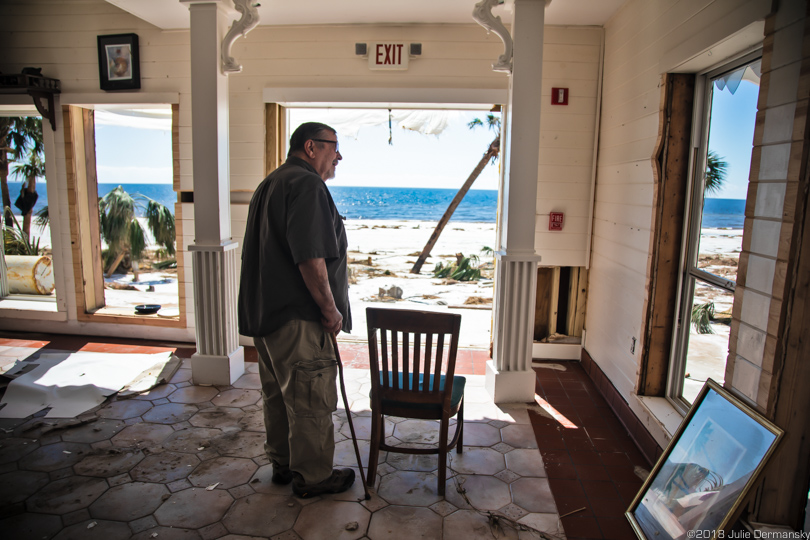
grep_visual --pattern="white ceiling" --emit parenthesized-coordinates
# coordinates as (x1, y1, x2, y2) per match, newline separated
(105, 0, 626, 30)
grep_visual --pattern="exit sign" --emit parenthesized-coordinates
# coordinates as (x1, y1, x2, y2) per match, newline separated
(369, 43, 409, 70)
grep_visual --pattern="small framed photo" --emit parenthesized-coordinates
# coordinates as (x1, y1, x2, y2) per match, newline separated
(626, 379, 783, 540)
(97, 33, 140, 91)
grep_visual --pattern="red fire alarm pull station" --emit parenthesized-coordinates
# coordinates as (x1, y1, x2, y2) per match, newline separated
(551, 87, 568, 105)
(549, 212, 564, 231)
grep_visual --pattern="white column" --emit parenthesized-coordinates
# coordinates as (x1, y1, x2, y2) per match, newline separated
(182, 0, 244, 384)
(486, 0, 549, 403)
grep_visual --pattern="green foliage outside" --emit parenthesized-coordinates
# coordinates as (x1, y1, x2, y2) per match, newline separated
(99, 186, 175, 277)
(691, 301, 716, 334)
(705, 151, 728, 195)
(2, 206, 42, 256)
(432, 247, 496, 282)
(1, 117, 44, 234)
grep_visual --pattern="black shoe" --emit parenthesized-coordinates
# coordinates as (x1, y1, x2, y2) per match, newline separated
(271, 461, 293, 485)
(292, 468, 355, 498)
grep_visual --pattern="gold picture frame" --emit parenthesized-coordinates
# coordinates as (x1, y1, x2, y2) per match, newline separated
(626, 379, 783, 540)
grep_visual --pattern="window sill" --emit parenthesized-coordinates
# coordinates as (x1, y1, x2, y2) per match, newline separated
(79, 306, 185, 328)
(631, 395, 685, 449)
(0, 295, 65, 320)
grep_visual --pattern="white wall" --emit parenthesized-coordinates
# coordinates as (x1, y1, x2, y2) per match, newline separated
(587, 0, 771, 401)
(534, 27, 602, 267)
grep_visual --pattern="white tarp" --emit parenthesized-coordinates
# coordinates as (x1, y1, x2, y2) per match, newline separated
(296, 109, 462, 139)
(0, 351, 175, 418)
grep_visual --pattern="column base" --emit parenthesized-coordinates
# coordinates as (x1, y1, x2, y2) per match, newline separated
(485, 359, 536, 403)
(191, 346, 245, 385)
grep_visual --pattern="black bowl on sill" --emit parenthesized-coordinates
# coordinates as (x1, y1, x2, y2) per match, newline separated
(135, 304, 161, 315)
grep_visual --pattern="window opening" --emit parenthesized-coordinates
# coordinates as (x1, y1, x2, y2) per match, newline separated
(93, 107, 179, 317)
(669, 57, 761, 409)
(286, 107, 501, 348)
(1, 114, 56, 305)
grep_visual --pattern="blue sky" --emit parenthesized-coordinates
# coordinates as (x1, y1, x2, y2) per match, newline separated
(706, 79, 759, 200)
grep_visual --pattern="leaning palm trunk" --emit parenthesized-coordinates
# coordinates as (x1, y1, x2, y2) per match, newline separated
(410, 136, 500, 274)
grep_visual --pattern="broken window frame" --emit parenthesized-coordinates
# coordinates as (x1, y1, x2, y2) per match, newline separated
(667, 51, 761, 414)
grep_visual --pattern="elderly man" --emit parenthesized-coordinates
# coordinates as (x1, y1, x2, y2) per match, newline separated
(238, 122, 354, 498)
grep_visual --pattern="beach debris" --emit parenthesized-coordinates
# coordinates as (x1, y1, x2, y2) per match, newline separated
(378, 286, 403, 299)
(350, 256, 373, 266)
(422, 294, 439, 300)
(464, 296, 491, 305)
(433, 254, 481, 281)
(106, 282, 138, 291)
(206, 482, 220, 490)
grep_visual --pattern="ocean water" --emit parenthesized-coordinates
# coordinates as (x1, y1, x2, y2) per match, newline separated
(6, 182, 177, 218)
(702, 198, 746, 229)
(329, 186, 498, 222)
(5, 182, 746, 229)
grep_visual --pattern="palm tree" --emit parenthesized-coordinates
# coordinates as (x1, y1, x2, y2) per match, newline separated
(11, 152, 45, 239)
(100, 186, 175, 281)
(410, 113, 501, 274)
(705, 150, 728, 195)
(0, 117, 43, 227)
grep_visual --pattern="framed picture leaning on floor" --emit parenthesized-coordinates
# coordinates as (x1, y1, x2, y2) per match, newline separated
(626, 379, 783, 540)
(97, 33, 140, 91)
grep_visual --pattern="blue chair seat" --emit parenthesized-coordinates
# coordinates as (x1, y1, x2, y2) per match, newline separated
(372, 372, 466, 411)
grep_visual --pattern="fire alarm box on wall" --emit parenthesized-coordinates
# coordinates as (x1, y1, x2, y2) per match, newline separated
(551, 87, 568, 105)
(549, 212, 564, 231)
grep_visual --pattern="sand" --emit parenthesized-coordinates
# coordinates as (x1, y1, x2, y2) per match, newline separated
(17, 220, 743, 349)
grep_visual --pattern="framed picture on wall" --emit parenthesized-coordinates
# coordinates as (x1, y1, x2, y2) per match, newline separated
(626, 379, 783, 540)
(97, 33, 140, 91)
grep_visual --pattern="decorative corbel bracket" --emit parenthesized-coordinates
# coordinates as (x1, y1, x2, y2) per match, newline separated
(30, 91, 56, 131)
(222, 0, 261, 74)
(472, 0, 513, 73)
(0, 71, 60, 130)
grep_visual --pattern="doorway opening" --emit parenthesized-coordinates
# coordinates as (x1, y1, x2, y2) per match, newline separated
(285, 107, 501, 348)
(92, 107, 179, 318)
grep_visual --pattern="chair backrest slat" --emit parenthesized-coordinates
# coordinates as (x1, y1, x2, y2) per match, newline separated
(434, 333, 445, 389)
(367, 307, 462, 406)
(391, 330, 399, 390)
(402, 331, 409, 390)
(380, 327, 389, 389)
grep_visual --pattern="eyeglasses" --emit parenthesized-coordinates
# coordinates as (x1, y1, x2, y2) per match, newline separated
(311, 138, 340, 153)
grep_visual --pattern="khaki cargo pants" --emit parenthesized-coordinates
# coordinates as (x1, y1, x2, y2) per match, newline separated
(254, 319, 338, 485)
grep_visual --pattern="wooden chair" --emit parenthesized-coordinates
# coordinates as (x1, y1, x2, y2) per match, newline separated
(365, 307, 465, 496)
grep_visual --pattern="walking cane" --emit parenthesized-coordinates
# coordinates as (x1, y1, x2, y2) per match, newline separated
(331, 332, 371, 500)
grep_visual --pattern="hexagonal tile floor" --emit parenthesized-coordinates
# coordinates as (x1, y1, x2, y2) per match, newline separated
(1, 337, 645, 540)
(0, 350, 564, 540)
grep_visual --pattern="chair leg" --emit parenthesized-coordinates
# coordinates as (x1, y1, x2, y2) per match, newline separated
(367, 410, 381, 488)
(457, 400, 464, 454)
(438, 417, 449, 496)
